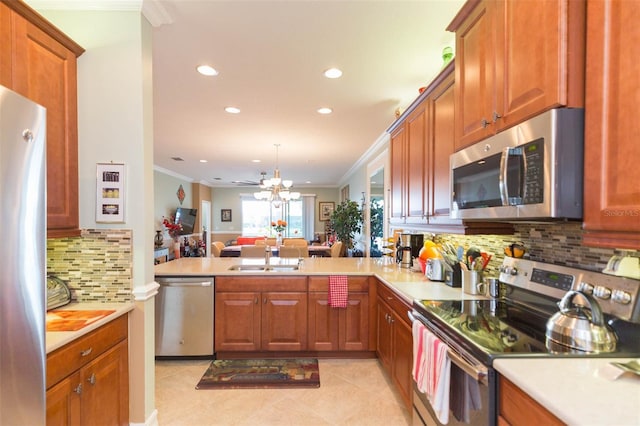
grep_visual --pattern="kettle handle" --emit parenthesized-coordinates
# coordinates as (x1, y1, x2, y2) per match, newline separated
(558, 290, 606, 327)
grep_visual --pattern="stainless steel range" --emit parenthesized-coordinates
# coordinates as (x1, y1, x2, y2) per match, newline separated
(410, 257, 640, 426)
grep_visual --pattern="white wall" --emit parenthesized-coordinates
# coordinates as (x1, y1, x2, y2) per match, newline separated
(36, 9, 156, 425)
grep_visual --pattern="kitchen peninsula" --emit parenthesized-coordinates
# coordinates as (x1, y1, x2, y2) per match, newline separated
(154, 257, 639, 426)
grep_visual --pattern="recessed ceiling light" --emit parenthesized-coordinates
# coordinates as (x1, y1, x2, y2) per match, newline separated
(225, 106, 241, 114)
(251, 159, 261, 163)
(317, 107, 333, 114)
(323, 68, 342, 79)
(199, 159, 208, 163)
(196, 65, 218, 76)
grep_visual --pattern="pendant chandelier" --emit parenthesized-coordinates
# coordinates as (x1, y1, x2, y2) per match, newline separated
(254, 144, 300, 206)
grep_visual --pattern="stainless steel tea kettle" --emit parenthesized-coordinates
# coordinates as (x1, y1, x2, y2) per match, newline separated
(545, 290, 617, 353)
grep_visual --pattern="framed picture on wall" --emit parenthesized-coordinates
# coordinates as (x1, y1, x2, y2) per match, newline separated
(221, 209, 232, 222)
(96, 162, 125, 223)
(319, 202, 335, 221)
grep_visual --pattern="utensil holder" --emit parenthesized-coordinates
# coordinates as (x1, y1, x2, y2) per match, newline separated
(444, 263, 462, 287)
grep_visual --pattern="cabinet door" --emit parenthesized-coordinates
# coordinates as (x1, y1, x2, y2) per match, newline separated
(390, 126, 406, 221)
(454, 0, 495, 149)
(497, 0, 585, 131)
(262, 292, 307, 351)
(12, 14, 80, 237)
(392, 313, 413, 410)
(339, 292, 369, 351)
(406, 104, 428, 223)
(499, 375, 563, 425)
(307, 292, 339, 351)
(582, 0, 640, 249)
(215, 292, 261, 351)
(0, 3, 10, 87)
(80, 340, 128, 426)
(429, 71, 456, 223)
(46, 372, 81, 426)
(376, 299, 393, 372)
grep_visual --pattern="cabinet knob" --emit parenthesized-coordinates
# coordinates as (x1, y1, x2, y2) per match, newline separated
(492, 112, 502, 122)
(481, 118, 490, 128)
(80, 348, 93, 357)
(87, 373, 96, 385)
(263, 298, 267, 304)
(73, 384, 83, 394)
(254, 297, 258, 304)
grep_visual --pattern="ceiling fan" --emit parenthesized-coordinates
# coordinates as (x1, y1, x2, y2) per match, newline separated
(232, 172, 267, 186)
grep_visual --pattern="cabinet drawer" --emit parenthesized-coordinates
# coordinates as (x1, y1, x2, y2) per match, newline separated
(308, 276, 369, 292)
(377, 281, 411, 326)
(47, 315, 127, 389)
(216, 276, 307, 292)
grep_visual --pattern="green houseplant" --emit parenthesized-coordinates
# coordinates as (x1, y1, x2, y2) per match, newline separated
(370, 199, 384, 257)
(330, 200, 363, 256)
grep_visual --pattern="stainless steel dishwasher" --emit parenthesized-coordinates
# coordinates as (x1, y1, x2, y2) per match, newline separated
(155, 276, 214, 357)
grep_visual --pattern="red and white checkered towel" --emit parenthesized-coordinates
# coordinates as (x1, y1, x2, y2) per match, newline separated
(328, 275, 348, 308)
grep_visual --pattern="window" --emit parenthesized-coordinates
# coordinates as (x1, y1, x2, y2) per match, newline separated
(241, 198, 306, 237)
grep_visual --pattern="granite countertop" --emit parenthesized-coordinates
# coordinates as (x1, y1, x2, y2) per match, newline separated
(494, 357, 640, 426)
(46, 302, 135, 353)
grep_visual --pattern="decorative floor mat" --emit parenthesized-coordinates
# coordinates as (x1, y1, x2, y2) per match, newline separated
(196, 358, 320, 389)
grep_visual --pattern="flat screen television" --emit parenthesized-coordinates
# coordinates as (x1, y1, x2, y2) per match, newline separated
(174, 207, 197, 235)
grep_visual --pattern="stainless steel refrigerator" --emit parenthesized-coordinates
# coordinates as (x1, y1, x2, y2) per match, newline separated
(0, 85, 47, 424)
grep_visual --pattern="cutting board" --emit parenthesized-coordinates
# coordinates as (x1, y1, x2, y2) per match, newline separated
(46, 310, 115, 332)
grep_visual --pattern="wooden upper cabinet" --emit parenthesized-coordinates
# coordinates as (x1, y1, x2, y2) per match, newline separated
(451, 0, 495, 149)
(428, 70, 455, 223)
(449, 0, 585, 150)
(389, 126, 406, 222)
(3, 1, 84, 238)
(582, 0, 640, 249)
(0, 3, 11, 87)
(406, 103, 428, 223)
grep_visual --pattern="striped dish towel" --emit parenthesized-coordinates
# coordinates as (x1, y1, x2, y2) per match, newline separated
(328, 275, 348, 308)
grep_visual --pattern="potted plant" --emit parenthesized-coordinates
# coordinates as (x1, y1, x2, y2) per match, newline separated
(330, 200, 363, 256)
(370, 199, 384, 257)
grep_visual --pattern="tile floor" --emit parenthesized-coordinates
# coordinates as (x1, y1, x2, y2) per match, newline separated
(155, 358, 411, 425)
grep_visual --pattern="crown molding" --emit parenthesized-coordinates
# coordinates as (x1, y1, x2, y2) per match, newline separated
(24, 0, 173, 27)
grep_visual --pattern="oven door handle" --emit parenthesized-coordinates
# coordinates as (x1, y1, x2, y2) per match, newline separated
(447, 349, 488, 385)
(408, 311, 488, 385)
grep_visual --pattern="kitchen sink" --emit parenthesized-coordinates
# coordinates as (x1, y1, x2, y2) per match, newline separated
(227, 264, 299, 272)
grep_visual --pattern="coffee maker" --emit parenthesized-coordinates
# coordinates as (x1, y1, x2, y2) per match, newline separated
(396, 233, 423, 268)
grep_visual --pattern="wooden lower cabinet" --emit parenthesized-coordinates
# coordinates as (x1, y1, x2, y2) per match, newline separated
(498, 375, 564, 426)
(215, 276, 308, 352)
(46, 315, 129, 426)
(307, 276, 371, 351)
(376, 280, 413, 409)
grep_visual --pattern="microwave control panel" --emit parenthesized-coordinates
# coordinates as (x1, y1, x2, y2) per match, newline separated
(521, 138, 544, 204)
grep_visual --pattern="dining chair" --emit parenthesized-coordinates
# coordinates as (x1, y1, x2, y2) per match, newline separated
(211, 241, 226, 257)
(278, 246, 309, 258)
(240, 245, 268, 258)
(330, 241, 343, 258)
(283, 238, 308, 247)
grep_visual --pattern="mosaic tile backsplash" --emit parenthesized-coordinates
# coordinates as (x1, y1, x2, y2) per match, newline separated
(47, 229, 133, 303)
(412, 221, 639, 279)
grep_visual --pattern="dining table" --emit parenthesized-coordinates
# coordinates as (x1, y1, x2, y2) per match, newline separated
(220, 245, 332, 257)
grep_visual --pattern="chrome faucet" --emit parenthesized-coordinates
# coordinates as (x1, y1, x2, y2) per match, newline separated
(265, 245, 271, 266)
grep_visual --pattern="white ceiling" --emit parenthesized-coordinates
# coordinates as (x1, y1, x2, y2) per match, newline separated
(152, 0, 464, 188)
(29, 0, 465, 188)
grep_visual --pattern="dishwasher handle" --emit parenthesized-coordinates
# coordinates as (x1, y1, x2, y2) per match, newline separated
(157, 280, 212, 287)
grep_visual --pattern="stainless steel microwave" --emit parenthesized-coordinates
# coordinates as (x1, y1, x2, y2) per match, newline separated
(450, 108, 584, 220)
